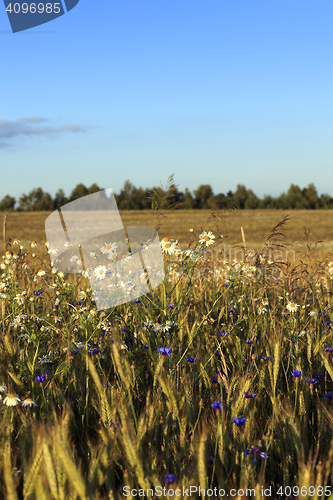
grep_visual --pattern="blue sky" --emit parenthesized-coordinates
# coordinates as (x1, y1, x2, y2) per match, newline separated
(1, 0, 333, 203)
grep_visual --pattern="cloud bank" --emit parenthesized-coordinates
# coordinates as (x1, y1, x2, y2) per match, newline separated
(0, 117, 90, 147)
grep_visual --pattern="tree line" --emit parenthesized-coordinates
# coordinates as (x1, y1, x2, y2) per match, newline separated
(1, 180, 333, 211)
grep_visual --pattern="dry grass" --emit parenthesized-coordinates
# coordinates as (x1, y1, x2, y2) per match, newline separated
(2, 209, 333, 268)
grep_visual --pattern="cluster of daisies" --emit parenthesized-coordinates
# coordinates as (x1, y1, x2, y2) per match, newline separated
(0, 386, 37, 407)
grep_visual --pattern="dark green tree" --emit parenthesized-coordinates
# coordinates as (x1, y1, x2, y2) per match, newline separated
(69, 183, 88, 202)
(193, 184, 214, 209)
(18, 188, 54, 211)
(302, 183, 319, 209)
(53, 189, 68, 210)
(0, 195, 16, 211)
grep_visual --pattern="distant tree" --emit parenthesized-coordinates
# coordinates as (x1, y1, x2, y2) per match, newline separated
(181, 188, 194, 209)
(69, 183, 88, 202)
(319, 193, 333, 209)
(302, 183, 319, 209)
(17, 188, 54, 211)
(0, 195, 16, 211)
(259, 194, 274, 209)
(193, 184, 214, 209)
(285, 184, 306, 209)
(232, 184, 248, 209)
(244, 189, 260, 209)
(87, 183, 101, 195)
(53, 189, 68, 210)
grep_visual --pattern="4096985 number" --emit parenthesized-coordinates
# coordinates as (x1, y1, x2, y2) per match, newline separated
(5, 3, 61, 14)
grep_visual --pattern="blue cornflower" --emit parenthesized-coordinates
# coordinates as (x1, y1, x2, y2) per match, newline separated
(164, 474, 177, 484)
(243, 446, 269, 465)
(244, 392, 256, 399)
(211, 401, 224, 411)
(262, 355, 273, 361)
(320, 391, 333, 400)
(324, 347, 333, 353)
(217, 331, 228, 337)
(142, 343, 148, 349)
(211, 377, 219, 385)
(168, 303, 176, 309)
(158, 347, 172, 357)
(245, 339, 253, 346)
(312, 373, 322, 379)
(119, 328, 128, 333)
(35, 375, 46, 383)
(186, 357, 197, 364)
(292, 370, 303, 379)
(306, 378, 319, 387)
(233, 416, 246, 428)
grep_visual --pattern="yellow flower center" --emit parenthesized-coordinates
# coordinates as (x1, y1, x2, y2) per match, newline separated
(163, 237, 169, 242)
(25, 398, 32, 402)
(8, 394, 15, 399)
(290, 303, 295, 307)
(165, 243, 171, 249)
(99, 270, 104, 275)
(204, 236, 210, 241)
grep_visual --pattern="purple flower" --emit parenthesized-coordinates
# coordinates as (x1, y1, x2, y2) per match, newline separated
(292, 370, 302, 379)
(186, 357, 197, 364)
(217, 331, 228, 337)
(243, 446, 269, 465)
(245, 339, 253, 346)
(164, 474, 177, 484)
(35, 374, 46, 383)
(158, 347, 172, 357)
(324, 347, 333, 353)
(244, 392, 256, 399)
(262, 356, 273, 361)
(211, 401, 224, 411)
(312, 373, 322, 379)
(233, 416, 246, 428)
(168, 303, 176, 309)
(306, 378, 319, 386)
(211, 377, 219, 385)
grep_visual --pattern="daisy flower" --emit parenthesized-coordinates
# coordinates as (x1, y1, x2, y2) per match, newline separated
(94, 265, 107, 280)
(48, 247, 59, 255)
(20, 244, 25, 251)
(70, 255, 79, 262)
(258, 305, 267, 315)
(308, 310, 318, 317)
(161, 237, 178, 255)
(100, 242, 117, 255)
(13, 239, 20, 245)
(45, 241, 50, 248)
(78, 290, 87, 300)
(199, 231, 215, 247)
(37, 269, 46, 277)
(3, 394, 21, 406)
(0, 261, 5, 269)
(0, 385, 6, 392)
(31, 241, 38, 248)
(15, 293, 25, 305)
(286, 302, 300, 313)
(22, 398, 37, 407)
(64, 241, 72, 248)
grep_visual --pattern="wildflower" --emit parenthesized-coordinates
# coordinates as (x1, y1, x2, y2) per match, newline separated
(31, 241, 38, 248)
(22, 398, 37, 407)
(306, 378, 319, 388)
(0, 292, 7, 299)
(35, 375, 46, 383)
(312, 373, 322, 379)
(45, 241, 50, 248)
(286, 302, 300, 313)
(48, 247, 58, 255)
(78, 290, 87, 300)
(245, 339, 253, 346)
(199, 231, 215, 247)
(100, 242, 117, 255)
(164, 474, 177, 484)
(243, 446, 269, 465)
(94, 265, 107, 280)
(0, 261, 5, 269)
(308, 310, 318, 317)
(70, 255, 79, 262)
(37, 269, 46, 277)
(232, 416, 246, 428)
(3, 394, 21, 406)
(158, 347, 172, 357)
(258, 305, 267, 314)
(186, 356, 197, 364)
(244, 392, 256, 399)
(211, 401, 224, 412)
(292, 370, 302, 381)
(161, 237, 177, 255)
(262, 356, 273, 361)
(15, 293, 25, 305)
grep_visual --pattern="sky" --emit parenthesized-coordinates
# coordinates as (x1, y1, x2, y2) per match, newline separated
(1, 0, 333, 204)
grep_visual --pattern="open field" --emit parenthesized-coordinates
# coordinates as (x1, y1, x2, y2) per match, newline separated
(3, 209, 333, 269)
(0, 208, 333, 497)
